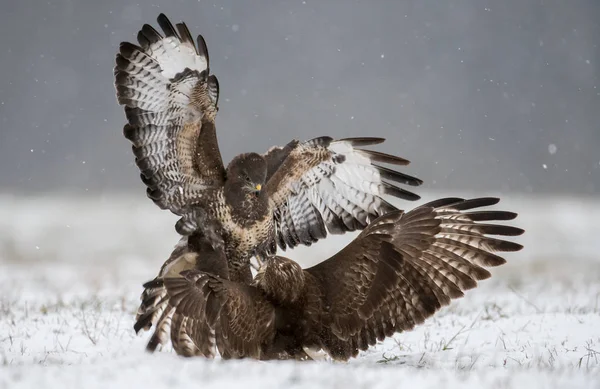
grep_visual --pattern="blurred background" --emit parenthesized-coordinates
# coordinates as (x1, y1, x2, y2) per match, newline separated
(1, 0, 599, 195)
(0, 0, 598, 272)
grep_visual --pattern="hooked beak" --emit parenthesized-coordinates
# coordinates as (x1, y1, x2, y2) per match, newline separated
(244, 183, 262, 194)
(246, 183, 262, 197)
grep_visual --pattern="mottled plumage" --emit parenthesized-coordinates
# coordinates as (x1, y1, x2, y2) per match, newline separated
(134, 233, 230, 355)
(137, 197, 524, 360)
(115, 14, 423, 285)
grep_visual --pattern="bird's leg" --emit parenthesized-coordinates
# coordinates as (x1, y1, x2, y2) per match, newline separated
(255, 254, 264, 268)
(251, 254, 265, 272)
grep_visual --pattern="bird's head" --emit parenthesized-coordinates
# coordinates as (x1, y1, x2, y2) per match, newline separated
(254, 256, 305, 304)
(226, 152, 267, 197)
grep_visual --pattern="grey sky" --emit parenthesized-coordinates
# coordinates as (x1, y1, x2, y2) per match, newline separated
(0, 0, 598, 196)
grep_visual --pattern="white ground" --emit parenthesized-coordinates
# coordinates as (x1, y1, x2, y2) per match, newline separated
(1, 192, 599, 389)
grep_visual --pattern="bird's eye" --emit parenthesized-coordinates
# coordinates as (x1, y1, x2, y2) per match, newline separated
(245, 175, 251, 182)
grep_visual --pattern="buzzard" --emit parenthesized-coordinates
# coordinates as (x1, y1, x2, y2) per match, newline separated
(135, 197, 524, 360)
(133, 234, 229, 353)
(114, 14, 422, 284)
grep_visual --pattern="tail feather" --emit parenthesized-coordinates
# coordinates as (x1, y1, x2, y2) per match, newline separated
(134, 285, 168, 333)
(146, 306, 175, 352)
(134, 237, 189, 335)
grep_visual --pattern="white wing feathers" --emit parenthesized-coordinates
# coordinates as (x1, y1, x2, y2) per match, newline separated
(274, 138, 422, 249)
(115, 21, 208, 120)
(144, 35, 207, 80)
(115, 14, 222, 213)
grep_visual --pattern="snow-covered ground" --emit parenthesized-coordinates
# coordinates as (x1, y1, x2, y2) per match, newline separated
(1, 192, 599, 389)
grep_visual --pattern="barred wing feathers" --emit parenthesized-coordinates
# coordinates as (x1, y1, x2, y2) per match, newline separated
(115, 13, 225, 215)
(133, 235, 230, 355)
(163, 271, 276, 359)
(264, 136, 423, 250)
(133, 237, 190, 339)
(305, 197, 524, 360)
(134, 197, 523, 360)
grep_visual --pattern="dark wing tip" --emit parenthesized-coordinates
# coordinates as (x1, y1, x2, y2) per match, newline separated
(511, 242, 524, 251)
(133, 315, 151, 334)
(422, 197, 465, 209)
(197, 34, 209, 67)
(357, 149, 411, 166)
(146, 187, 163, 201)
(142, 278, 164, 289)
(456, 197, 500, 210)
(494, 240, 524, 253)
(122, 124, 139, 144)
(157, 13, 179, 38)
(465, 210, 518, 221)
(114, 69, 128, 87)
(207, 75, 219, 106)
(146, 333, 161, 352)
(118, 41, 143, 58)
(473, 224, 525, 237)
(338, 137, 386, 147)
(375, 164, 423, 187)
(139, 24, 163, 46)
(499, 226, 525, 236)
(137, 31, 151, 49)
(411, 176, 424, 187)
(176, 22, 197, 53)
(382, 182, 421, 201)
(425, 197, 501, 211)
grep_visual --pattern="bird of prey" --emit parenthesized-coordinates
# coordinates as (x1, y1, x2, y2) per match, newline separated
(114, 14, 422, 284)
(135, 197, 524, 360)
(133, 234, 229, 354)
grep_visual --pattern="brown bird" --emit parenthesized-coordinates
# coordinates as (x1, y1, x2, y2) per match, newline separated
(133, 234, 229, 354)
(136, 197, 524, 360)
(114, 14, 423, 285)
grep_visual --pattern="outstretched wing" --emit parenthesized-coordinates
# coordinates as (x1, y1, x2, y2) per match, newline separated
(163, 270, 276, 359)
(263, 137, 423, 250)
(305, 197, 524, 360)
(115, 13, 225, 215)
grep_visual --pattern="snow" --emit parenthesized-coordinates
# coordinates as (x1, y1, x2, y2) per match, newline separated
(0, 192, 599, 388)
